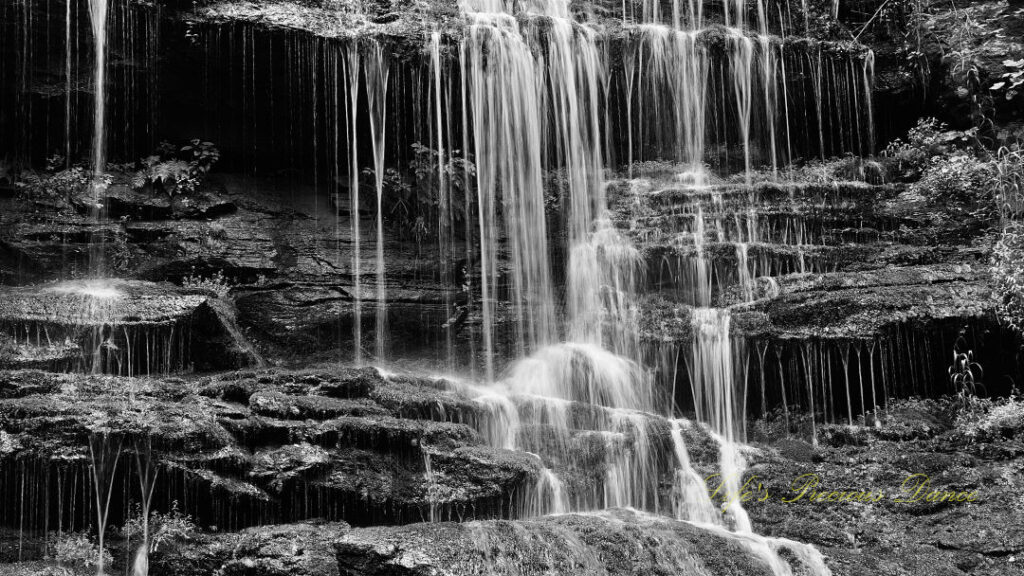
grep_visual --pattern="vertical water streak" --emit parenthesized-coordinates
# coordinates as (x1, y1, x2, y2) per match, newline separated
(344, 43, 363, 365)
(532, 1, 608, 349)
(65, 0, 73, 164)
(760, 36, 779, 175)
(690, 308, 744, 443)
(364, 40, 390, 361)
(729, 31, 754, 183)
(623, 42, 637, 176)
(736, 242, 753, 302)
(669, 419, 719, 524)
(461, 0, 556, 369)
(862, 50, 875, 154)
(428, 32, 456, 369)
(87, 0, 109, 175)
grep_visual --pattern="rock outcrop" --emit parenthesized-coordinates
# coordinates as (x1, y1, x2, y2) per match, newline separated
(334, 508, 796, 576)
(0, 368, 540, 532)
(0, 279, 260, 373)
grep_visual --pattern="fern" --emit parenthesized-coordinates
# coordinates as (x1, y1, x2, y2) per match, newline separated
(131, 141, 220, 199)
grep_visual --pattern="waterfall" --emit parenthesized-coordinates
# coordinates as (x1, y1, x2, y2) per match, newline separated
(461, 0, 556, 375)
(730, 31, 755, 182)
(422, 448, 438, 522)
(87, 0, 109, 176)
(669, 419, 719, 524)
(0, 0, 886, 571)
(534, 468, 568, 516)
(429, 32, 456, 370)
(365, 41, 390, 361)
(691, 308, 745, 442)
(630, 26, 708, 180)
(567, 219, 644, 356)
(344, 43, 363, 365)
(737, 242, 753, 301)
(692, 206, 713, 306)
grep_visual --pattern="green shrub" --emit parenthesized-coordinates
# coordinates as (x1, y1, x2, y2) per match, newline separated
(989, 58, 1024, 105)
(15, 154, 92, 205)
(182, 269, 232, 298)
(122, 501, 198, 553)
(992, 144, 1024, 332)
(905, 152, 997, 221)
(993, 223, 1024, 332)
(882, 118, 975, 180)
(357, 143, 477, 243)
(408, 142, 476, 239)
(51, 532, 111, 570)
(994, 144, 1024, 221)
(955, 394, 1024, 441)
(132, 139, 220, 198)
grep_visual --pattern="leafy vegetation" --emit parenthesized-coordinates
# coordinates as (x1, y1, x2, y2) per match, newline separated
(356, 143, 477, 244)
(993, 144, 1024, 221)
(879, 122, 1024, 334)
(989, 58, 1024, 104)
(738, 157, 888, 185)
(182, 269, 233, 298)
(409, 142, 476, 233)
(948, 337, 984, 404)
(131, 140, 221, 198)
(12, 139, 220, 208)
(882, 117, 976, 179)
(906, 152, 998, 222)
(858, 0, 1022, 142)
(992, 145, 1024, 332)
(122, 500, 198, 553)
(15, 154, 96, 206)
(957, 393, 1024, 440)
(993, 222, 1024, 332)
(51, 532, 112, 570)
(879, 118, 999, 228)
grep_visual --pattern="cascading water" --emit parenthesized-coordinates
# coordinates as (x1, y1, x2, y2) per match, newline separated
(0, 0, 888, 571)
(87, 0, 109, 176)
(460, 0, 558, 375)
(344, 43, 364, 365)
(443, 4, 834, 572)
(365, 41, 391, 361)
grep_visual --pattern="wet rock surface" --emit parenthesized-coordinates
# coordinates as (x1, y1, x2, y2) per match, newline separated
(2, 367, 1022, 575)
(745, 396, 1024, 576)
(0, 177, 461, 364)
(613, 175, 1013, 404)
(0, 368, 539, 531)
(149, 520, 352, 576)
(0, 279, 259, 373)
(333, 508, 782, 576)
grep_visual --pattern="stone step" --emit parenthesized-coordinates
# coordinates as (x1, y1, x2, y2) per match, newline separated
(0, 280, 259, 374)
(628, 180, 903, 209)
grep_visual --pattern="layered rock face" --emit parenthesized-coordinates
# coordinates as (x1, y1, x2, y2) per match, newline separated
(0, 279, 259, 374)
(615, 173, 1014, 431)
(0, 368, 541, 532)
(0, 180, 458, 364)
